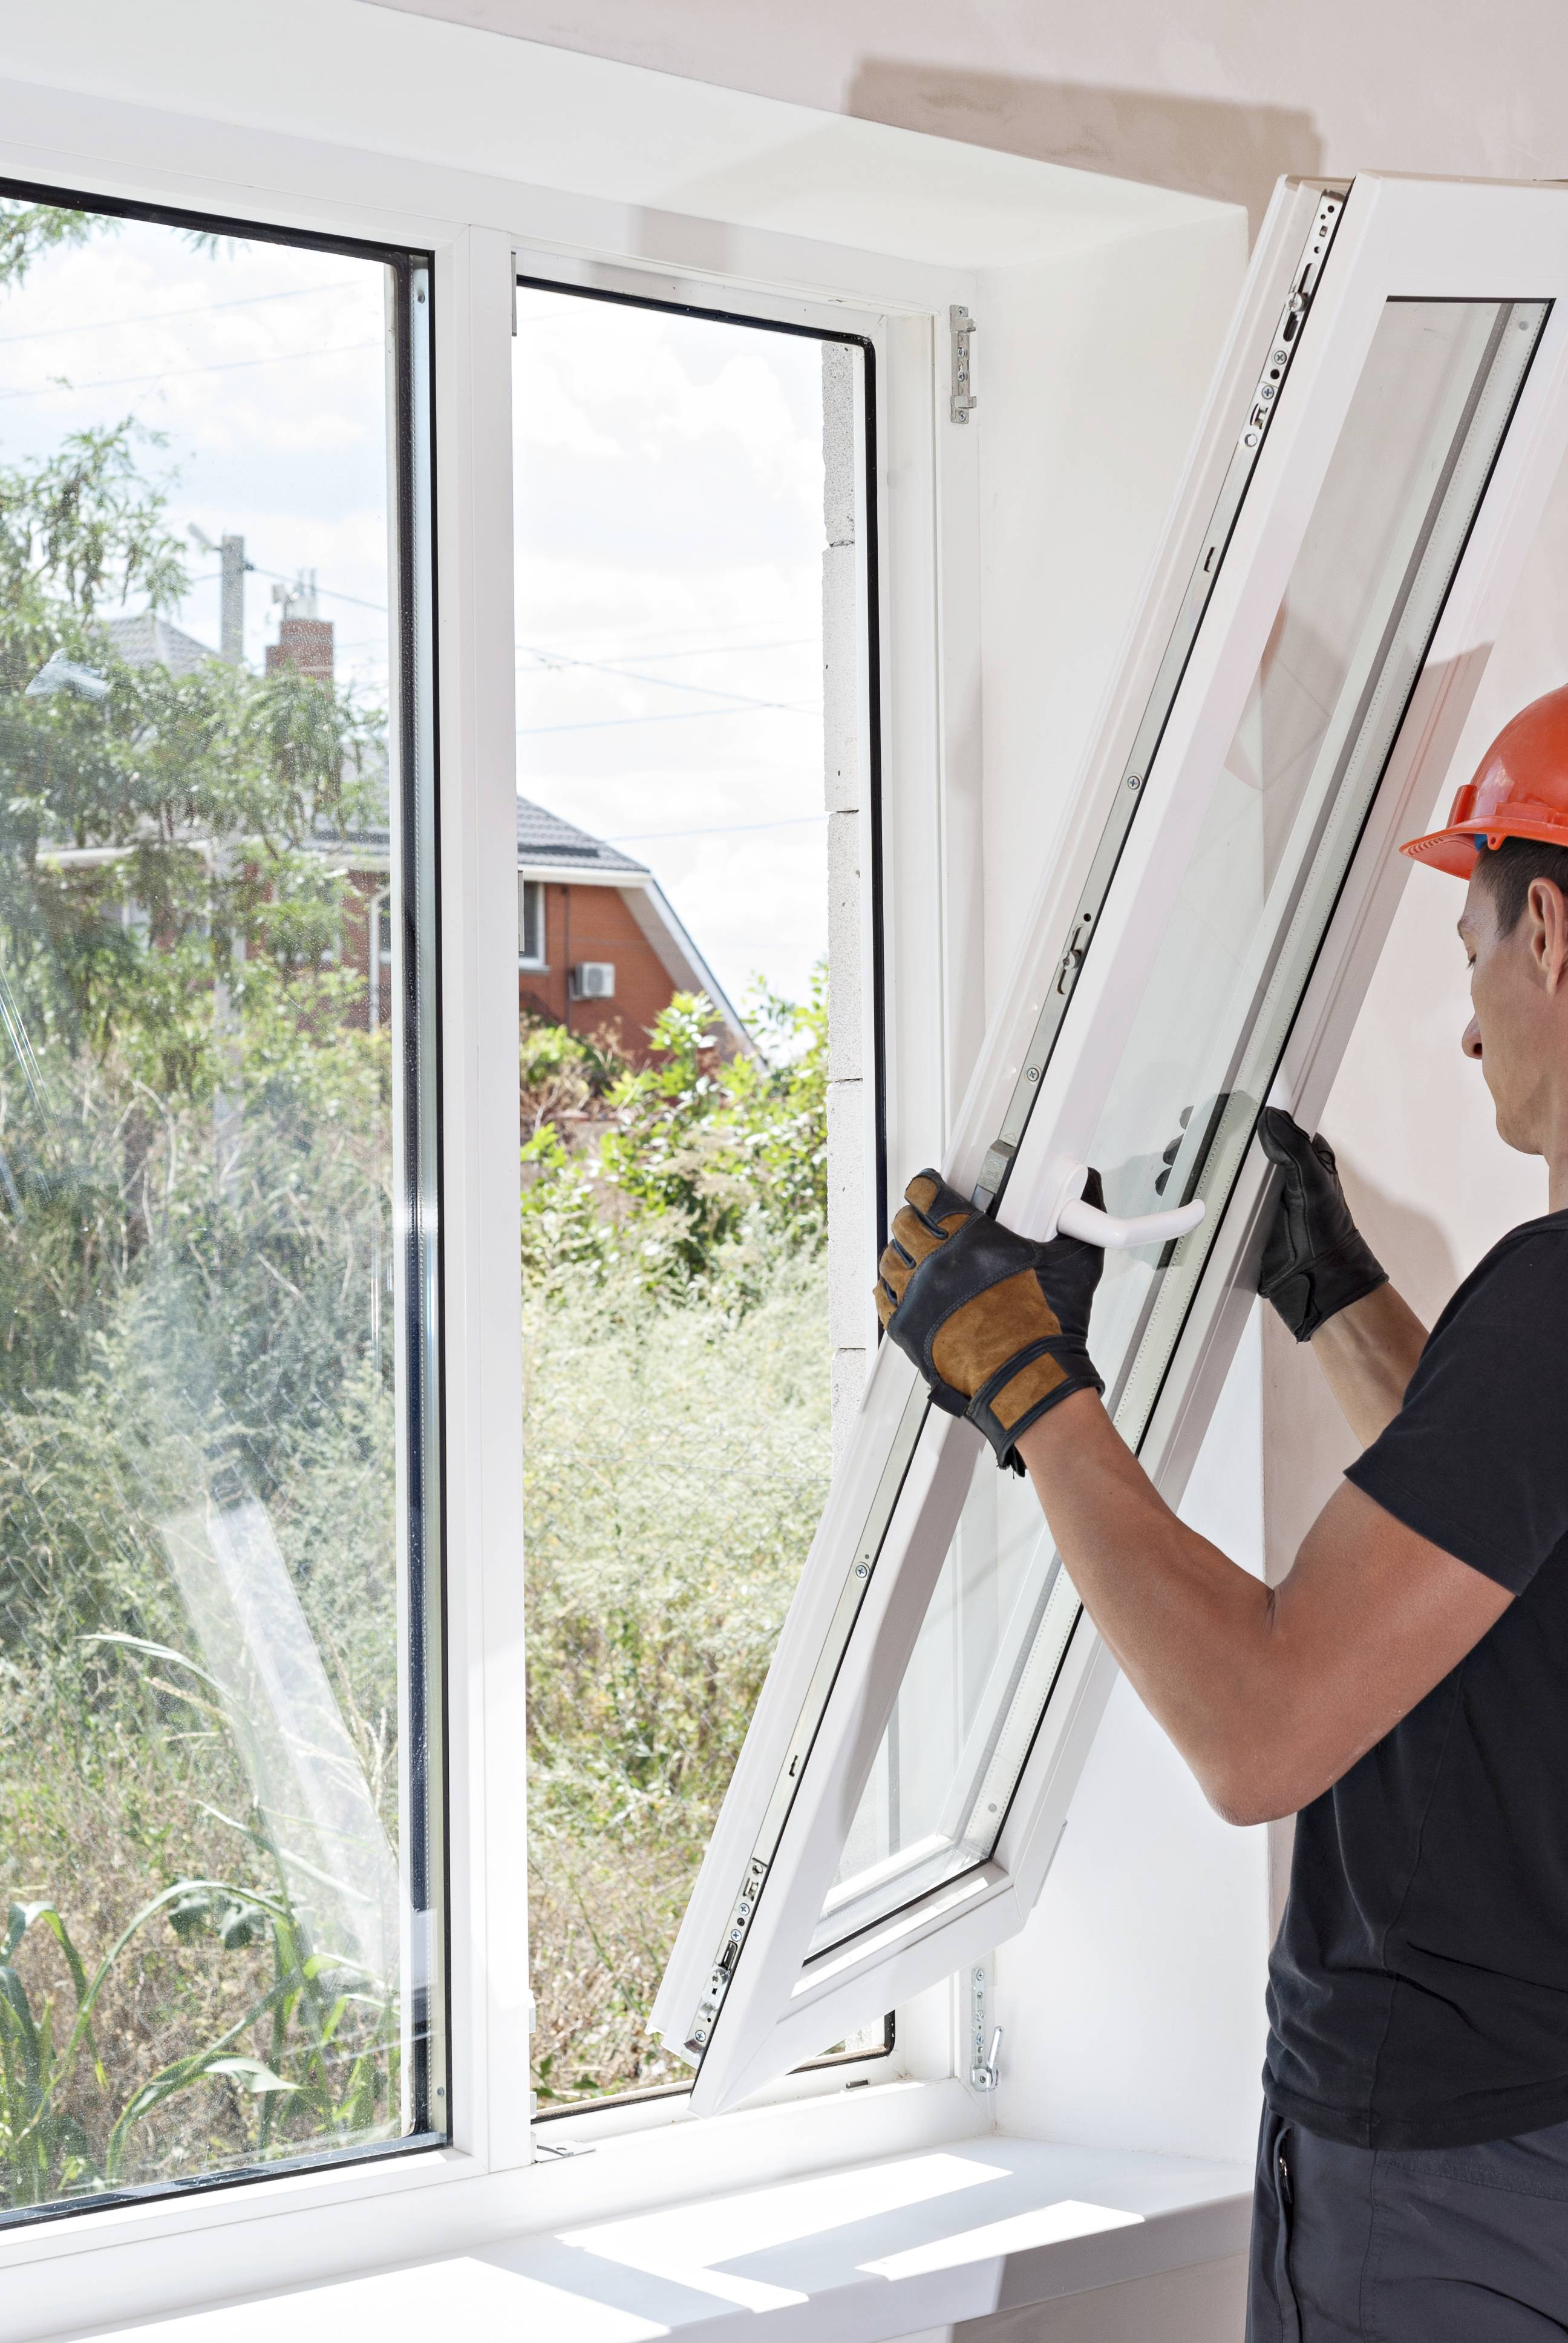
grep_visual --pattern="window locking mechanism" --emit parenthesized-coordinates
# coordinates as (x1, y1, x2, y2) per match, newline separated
(1056, 910, 1094, 996)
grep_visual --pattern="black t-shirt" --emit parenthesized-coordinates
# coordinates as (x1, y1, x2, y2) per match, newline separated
(1264, 1208, 1568, 2153)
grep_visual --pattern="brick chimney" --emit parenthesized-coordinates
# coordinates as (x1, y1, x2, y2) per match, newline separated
(266, 618, 334, 682)
(266, 570, 333, 683)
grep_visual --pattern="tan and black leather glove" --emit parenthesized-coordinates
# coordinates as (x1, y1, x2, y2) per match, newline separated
(875, 1169, 1106, 1472)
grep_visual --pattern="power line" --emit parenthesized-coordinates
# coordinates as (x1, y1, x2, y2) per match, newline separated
(241, 558, 388, 615)
(567, 634, 814, 666)
(517, 644, 817, 715)
(0, 338, 382, 402)
(605, 812, 828, 844)
(0, 278, 368, 349)
(518, 702, 817, 736)
(511, 615, 814, 655)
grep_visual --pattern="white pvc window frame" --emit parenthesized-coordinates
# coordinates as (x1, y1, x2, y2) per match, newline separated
(656, 171, 1568, 2117)
(0, 41, 987, 2339)
(517, 875, 546, 971)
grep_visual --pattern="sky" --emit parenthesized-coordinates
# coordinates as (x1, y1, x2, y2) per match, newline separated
(512, 290, 832, 1014)
(0, 213, 392, 698)
(0, 214, 837, 1017)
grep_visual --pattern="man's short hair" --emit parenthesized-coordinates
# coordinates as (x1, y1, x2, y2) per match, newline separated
(1472, 836, 1568, 934)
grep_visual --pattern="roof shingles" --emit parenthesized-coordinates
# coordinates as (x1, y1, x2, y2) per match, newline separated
(515, 795, 647, 876)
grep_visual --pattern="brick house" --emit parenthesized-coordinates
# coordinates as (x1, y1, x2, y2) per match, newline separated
(78, 611, 747, 1063)
(514, 796, 749, 1063)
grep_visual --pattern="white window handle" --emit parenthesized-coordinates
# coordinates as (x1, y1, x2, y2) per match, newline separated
(1042, 1160, 1206, 1250)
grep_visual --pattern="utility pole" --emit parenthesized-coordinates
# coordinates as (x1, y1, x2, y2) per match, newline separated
(220, 533, 246, 663)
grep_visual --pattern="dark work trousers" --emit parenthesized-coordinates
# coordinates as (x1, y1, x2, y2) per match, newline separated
(1247, 2103, 1568, 2338)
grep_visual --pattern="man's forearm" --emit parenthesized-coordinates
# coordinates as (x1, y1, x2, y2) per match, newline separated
(1011, 1371, 1509, 1827)
(1013, 1391, 1279, 1821)
(1308, 1282, 1428, 1446)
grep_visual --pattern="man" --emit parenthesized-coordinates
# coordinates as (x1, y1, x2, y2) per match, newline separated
(876, 683, 1568, 2341)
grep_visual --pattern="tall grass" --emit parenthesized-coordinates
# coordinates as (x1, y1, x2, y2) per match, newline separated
(523, 1239, 831, 2100)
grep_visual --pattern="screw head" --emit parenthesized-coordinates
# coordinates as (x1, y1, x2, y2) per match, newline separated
(854, 1561, 869, 1578)
(1126, 773, 1142, 790)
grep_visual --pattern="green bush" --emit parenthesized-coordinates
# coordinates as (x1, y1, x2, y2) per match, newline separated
(0, 196, 834, 2174)
(517, 983, 832, 2099)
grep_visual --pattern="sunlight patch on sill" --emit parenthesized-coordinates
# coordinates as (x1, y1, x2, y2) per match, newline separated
(560, 2151, 999, 2312)
(861, 2198, 1143, 2280)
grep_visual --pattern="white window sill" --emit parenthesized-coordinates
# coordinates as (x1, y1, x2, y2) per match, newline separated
(62, 2133, 1250, 2343)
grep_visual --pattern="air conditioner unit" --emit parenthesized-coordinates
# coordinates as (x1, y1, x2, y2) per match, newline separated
(569, 962, 615, 1001)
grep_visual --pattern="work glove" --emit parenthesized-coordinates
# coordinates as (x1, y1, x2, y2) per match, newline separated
(1256, 1107, 1387, 1342)
(875, 1169, 1105, 1472)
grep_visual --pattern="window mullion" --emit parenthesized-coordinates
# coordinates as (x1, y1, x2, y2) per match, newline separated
(430, 223, 534, 2171)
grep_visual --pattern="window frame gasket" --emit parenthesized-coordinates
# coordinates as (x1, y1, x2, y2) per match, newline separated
(0, 173, 450, 2232)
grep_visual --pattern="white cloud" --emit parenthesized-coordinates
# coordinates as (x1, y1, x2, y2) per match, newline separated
(0, 217, 843, 1006)
(0, 218, 393, 693)
(512, 292, 835, 1007)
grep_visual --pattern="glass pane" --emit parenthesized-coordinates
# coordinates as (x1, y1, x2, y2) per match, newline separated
(514, 293, 878, 2103)
(0, 200, 442, 2219)
(818, 296, 1546, 1958)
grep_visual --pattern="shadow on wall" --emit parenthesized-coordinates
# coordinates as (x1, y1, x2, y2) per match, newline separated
(1333, 1148, 1462, 1334)
(847, 63, 1324, 240)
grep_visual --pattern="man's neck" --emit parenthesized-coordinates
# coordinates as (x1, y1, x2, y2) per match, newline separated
(1547, 1119, 1568, 1213)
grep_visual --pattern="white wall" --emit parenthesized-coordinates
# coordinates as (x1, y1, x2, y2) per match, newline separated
(372, 0, 1568, 239)
(995, 1314, 1270, 2169)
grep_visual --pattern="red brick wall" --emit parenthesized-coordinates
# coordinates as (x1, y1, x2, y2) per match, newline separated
(266, 618, 335, 683)
(518, 881, 686, 1063)
(333, 873, 705, 1063)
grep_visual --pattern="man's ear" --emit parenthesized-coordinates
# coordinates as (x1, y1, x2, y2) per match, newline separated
(1528, 877, 1568, 994)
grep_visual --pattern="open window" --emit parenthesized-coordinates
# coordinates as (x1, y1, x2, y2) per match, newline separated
(511, 278, 885, 2115)
(653, 173, 1568, 2113)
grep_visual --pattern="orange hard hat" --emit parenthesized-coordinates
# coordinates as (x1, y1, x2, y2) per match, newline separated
(1402, 682, 1568, 877)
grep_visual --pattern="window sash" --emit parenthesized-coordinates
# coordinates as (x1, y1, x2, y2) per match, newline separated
(654, 171, 1568, 2117)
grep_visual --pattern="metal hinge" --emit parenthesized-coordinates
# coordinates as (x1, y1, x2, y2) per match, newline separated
(969, 1961, 1002, 2091)
(950, 305, 977, 424)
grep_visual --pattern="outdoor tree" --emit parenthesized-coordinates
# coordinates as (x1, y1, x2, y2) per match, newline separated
(0, 198, 834, 2204)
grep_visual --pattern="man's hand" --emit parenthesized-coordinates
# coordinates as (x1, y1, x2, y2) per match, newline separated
(1258, 1107, 1388, 1339)
(875, 1170, 1104, 1470)
(1257, 1108, 1428, 1444)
